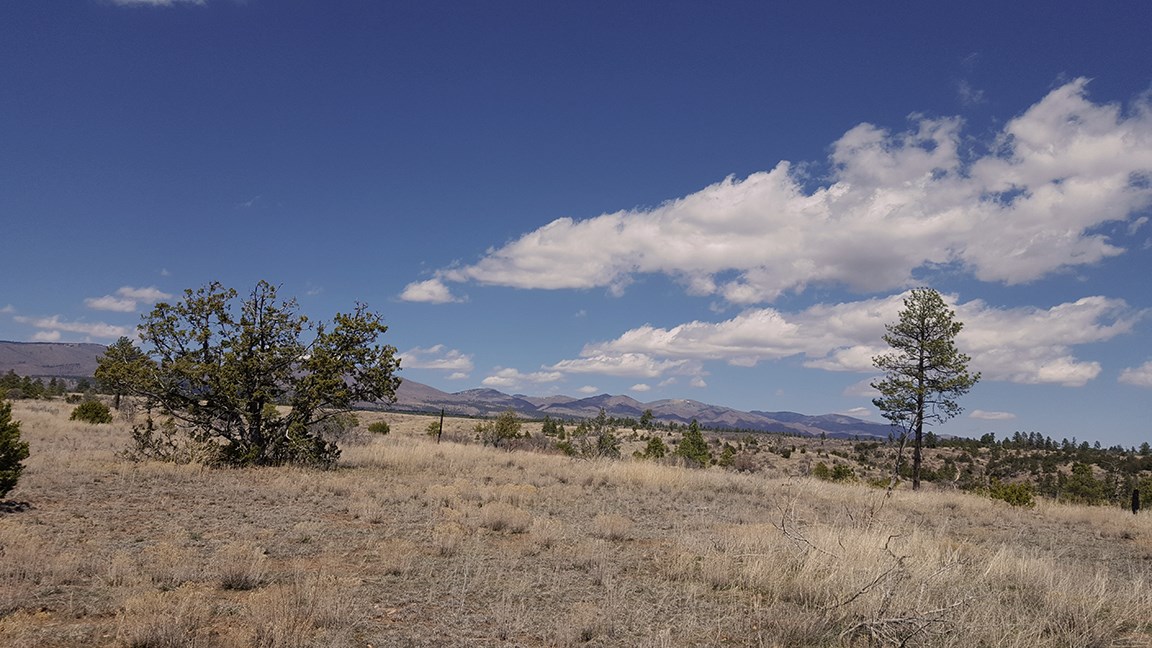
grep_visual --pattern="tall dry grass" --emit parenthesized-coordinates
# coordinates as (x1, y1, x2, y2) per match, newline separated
(0, 401, 1148, 646)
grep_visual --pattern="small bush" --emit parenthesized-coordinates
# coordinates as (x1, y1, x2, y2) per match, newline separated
(367, 421, 390, 435)
(988, 480, 1036, 508)
(831, 464, 856, 482)
(70, 399, 113, 424)
(812, 462, 831, 480)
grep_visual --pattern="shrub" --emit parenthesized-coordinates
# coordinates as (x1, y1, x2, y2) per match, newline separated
(812, 462, 832, 480)
(988, 480, 1036, 508)
(0, 401, 30, 498)
(674, 420, 712, 467)
(634, 436, 667, 460)
(830, 464, 856, 482)
(368, 421, 390, 435)
(70, 399, 113, 424)
(477, 409, 522, 448)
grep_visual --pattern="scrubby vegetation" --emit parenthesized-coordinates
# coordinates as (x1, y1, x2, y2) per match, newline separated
(0, 399, 1149, 647)
(69, 399, 113, 425)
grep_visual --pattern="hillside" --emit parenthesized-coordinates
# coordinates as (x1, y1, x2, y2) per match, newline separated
(0, 341, 104, 378)
(1, 400, 1148, 647)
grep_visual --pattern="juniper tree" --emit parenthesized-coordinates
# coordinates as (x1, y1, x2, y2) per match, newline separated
(101, 280, 401, 468)
(95, 336, 151, 410)
(872, 288, 979, 490)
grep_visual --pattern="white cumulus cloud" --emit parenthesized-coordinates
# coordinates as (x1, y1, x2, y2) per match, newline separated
(481, 367, 563, 390)
(1119, 361, 1152, 388)
(85, 286, 172, 312)
(552, 292, 1138, 387)
(399, 278, 462, 304)
(399, 345, 474, 374)
(417, 80, 1152, 304)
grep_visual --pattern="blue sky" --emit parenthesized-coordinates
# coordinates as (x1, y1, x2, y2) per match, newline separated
(3, 1, 1152, 446)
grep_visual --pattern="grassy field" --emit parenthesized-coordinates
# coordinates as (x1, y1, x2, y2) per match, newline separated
(1, 400, 1150, 647)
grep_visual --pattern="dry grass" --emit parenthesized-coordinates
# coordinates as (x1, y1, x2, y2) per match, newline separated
(0, 401, 1150, 646)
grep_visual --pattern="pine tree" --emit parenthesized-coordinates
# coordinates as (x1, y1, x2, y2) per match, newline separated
(675, 419, 712, 467)
(872, 288, 979, 490)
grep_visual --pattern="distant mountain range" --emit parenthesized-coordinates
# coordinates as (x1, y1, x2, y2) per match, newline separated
(391, 380, 891, 438)
(0, 340, 892, 439)
(0, 341, 105, 378)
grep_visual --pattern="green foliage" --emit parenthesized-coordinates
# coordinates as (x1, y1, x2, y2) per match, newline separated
(541, 415, 562, 437)
(674, 419, 711, 468)
(0, 371, 50, 400)
(1058, 463, 1110, 504)
(812, 461, 855, 482)
(831, 464, 856, 482)
(95, 336, 152, 410)
(987, 480, 1036, 508)
(477, 409, 522, 448)
(368, 421, 391, 435)
(872, 288, 979, 489)
(566, 409, 621, 459)
(105, 280, 401, 468)
(639, 409, 654, 430)
(0, 401, 29, 498)
(426, 419, 442, 438)
(635, 436, 667, 460)
(70, 399, 113, 424)
(812, 461, 831, 480)
(717, 443, 737, 468)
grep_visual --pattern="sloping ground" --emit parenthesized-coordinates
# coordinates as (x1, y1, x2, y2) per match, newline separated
(0, 402, 1149, 647)
(0, 341, 105, 378)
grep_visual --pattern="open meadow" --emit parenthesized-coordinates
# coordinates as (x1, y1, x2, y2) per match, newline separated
(1, 400, 1150, 647)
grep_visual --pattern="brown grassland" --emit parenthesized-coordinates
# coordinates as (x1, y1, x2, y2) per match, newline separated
(1, 399, 1150, 647)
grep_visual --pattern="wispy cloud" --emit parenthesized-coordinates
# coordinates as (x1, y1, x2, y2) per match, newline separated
(414, 80, 1152, 305)
(84, 296, 137, 313)
(0, 305, 13, 314)
(956, 79, 985, 106)
(107, 0, 207, 6)
(576, 385, 600, 395)
(399, 345, 474, 375)
(15, 315, 131, 340)
(480, 367, 563, 390)
(970, 410, 1017, 421)
(630, 383, 651, 392)
(85, 286, 173, 312)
